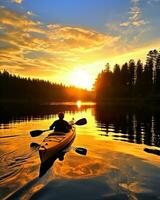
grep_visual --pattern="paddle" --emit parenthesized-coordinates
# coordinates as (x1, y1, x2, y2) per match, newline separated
(30, 117, 87, 137)
(30, 129, 50, 137)
(30, 142, 87, 155)
(74, 147, 87, 155)
(74, 118, 87, 126)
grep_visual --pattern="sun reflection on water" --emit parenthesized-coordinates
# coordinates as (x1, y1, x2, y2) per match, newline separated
(76, 100, 81, 108)
(0, 104, 160, 200)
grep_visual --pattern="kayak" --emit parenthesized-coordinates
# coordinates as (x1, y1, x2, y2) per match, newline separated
(39, 126, 76, 163)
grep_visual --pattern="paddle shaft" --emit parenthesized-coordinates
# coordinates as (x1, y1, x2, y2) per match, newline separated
(30, 118, 87, 137)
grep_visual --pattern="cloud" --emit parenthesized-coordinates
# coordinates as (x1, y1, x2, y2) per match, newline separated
(27, 11, 34, 16)
(0, 3, 158, 87)
(0, 7, 119, 84)
(11, 0, 23, 4)
(0, 7, 118, 51)
(132, 0, 160, 4)
(131, 0, 140, 3)
(120, 5, 148, 27)
(0, 7, 40, 32)
(147, 0, 160, 4)
(47, 24, 119, 51)
(129, 6, 141, 21)
(105, 0, 155, 60)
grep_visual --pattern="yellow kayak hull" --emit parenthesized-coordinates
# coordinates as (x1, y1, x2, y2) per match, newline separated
(39, 127, 75, 163)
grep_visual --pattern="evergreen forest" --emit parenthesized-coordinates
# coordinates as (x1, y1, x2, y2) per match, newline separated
(0, 71, 92, 102)
(94, 49, 160, 101)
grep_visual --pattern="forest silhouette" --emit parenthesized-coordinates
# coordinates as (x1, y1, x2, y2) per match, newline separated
(94, 49, 160, 101)
(0, 71, 92, 102)
(1, 49, 160, 103)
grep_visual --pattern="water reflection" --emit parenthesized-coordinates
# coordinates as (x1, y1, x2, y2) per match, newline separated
(37, 137, 75, 177)
(0, 102, 93, 125)
(39, 151, 66, 178)
(76, 100, 81, 108)
(95, 104, 160, 147)
(0, 103, 160, 199)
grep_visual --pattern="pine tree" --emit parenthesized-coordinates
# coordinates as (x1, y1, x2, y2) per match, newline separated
(155, 53, 160, 92)
(135, 59, 143, 96)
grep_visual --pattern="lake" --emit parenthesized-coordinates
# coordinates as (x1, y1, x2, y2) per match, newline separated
(0, 102, 160, 200)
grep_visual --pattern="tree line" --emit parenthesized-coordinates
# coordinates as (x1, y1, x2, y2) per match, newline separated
(94, 49, 160, 101)
(0, 71, 92, 102)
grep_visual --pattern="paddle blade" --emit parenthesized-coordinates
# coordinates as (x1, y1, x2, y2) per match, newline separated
(30, 142, 40, 149)
(30, 130, 45, 137)
(75, 118, 87, 126)
(75, 147, 87, 155)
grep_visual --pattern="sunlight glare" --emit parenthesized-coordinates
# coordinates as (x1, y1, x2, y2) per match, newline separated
(71, 70, 92, 90)
(76, 100, 81, 108)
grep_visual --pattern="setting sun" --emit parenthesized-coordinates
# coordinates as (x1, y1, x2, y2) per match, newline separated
(70, 70, 93, 90)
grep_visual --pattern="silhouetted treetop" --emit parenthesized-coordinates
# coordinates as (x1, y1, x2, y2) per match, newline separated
(94, 49, 160, 101)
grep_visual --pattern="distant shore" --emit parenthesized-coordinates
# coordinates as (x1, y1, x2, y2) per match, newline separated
(1, 96, 160, 104)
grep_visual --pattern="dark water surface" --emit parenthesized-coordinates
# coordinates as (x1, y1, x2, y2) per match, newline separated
(0, 102, 160, 200)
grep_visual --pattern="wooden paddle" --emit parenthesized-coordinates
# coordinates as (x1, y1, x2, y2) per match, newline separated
(30, 118, 87, 137)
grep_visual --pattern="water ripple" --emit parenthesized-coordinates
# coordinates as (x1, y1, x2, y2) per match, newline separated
(0, 149, 37, 186)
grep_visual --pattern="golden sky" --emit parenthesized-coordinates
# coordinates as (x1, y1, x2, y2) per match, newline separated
(0, 0, 160, 89)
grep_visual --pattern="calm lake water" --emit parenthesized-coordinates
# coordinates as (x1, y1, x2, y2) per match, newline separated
(0, 102, 160, 200)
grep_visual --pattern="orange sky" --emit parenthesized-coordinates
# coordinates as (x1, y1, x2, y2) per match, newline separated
(0, 1, 160, 90)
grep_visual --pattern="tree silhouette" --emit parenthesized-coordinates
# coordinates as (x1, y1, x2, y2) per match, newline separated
(0, 71, 92, 102)
(94, 49, 160, 101)
(135, 59, 143, 96)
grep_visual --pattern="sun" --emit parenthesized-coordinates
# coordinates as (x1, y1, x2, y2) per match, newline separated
(70, 70, 93, 90)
